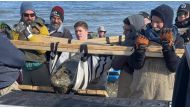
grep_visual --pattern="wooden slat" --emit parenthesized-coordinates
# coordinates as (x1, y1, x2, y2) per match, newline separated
(77, 89, 109, 97)
(30, 35, 125, 44)
(18, 85, 54, 92)
(11, 40, 184, 58)
(18, 85, 108, 97)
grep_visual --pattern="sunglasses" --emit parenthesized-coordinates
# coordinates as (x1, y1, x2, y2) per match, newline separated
(177, 11, 189, 17)
(23, 13, 35, 17)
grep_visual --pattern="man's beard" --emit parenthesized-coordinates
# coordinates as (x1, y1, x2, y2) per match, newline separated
(50, 23, 60, 31)
(24, 19, 33, 26)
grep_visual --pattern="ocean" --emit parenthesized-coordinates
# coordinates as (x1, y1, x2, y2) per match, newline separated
(0, 1, 189, 36)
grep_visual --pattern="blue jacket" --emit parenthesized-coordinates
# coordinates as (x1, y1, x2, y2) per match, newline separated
(0, 36, 25, 89)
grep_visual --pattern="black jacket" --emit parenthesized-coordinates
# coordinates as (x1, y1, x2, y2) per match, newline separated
(172, 55, 190, 106)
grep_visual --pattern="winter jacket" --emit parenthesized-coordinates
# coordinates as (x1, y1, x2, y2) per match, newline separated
(48, 23, 73, 39)
(15, 17, 49, 70)
(127, 24, 182, 73)
(172, 54, 190, 106)
(112, 14, 145, 74)
(0, 36, 25, 89)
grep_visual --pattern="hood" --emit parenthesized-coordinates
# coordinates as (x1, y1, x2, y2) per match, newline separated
(151, 4, 174, 28)
(124, 14, 145, 46)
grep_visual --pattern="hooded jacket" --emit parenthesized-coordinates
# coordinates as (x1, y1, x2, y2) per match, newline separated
(124, 14, 145, 46)
(112, 14, 145, 74)
(128, 4, 182, 73)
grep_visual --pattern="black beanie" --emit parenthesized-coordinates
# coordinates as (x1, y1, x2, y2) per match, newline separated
(177, 3, 190, 13)
(151, 4, 174, 28)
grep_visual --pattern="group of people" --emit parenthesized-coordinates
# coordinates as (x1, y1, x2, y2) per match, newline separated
(1, 1, 190, 106)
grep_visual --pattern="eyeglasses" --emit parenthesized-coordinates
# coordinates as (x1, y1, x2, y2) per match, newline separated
(23, 13, 35, 17)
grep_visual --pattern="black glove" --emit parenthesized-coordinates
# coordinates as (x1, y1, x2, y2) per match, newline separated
(181, 28, 190, 43)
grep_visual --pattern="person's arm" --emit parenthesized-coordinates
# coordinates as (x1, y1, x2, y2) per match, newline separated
(160, 28, 180, 72)
(128, 47, 146, 69)
(162, 44, 180, 72)
(0, 36, 25, 68)
(127, 35, 148, 69)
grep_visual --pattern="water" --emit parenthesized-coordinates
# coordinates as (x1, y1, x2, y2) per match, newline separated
(0, 1, 188, 36)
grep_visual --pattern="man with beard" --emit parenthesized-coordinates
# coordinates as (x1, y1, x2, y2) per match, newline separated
(13, 2, 51, 86)
(48, 6, 72, 39)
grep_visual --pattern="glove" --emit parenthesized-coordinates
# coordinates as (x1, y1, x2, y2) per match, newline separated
(135, 34, 149, 49)
(14, 22, 26, 33)
(181, 28, 190, 43)
(14, 22, 33, 39)
(160, 28, 174, 47)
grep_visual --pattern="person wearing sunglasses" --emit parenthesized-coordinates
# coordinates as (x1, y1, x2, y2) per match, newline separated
(175, 3, 190, 43)
(12, 2, 51, 87)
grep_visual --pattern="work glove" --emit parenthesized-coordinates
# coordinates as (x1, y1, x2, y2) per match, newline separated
(160, 28, 174, 50)
(135, 34, 149, 50)
(14, 22, 32, 39)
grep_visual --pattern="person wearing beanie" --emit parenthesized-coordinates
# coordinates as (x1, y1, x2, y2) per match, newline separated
(47, 6, 72, 39)
(175, 3, 190, 43)
(139, 11, 151, 25)
(12, 2, 51, 87)
(112, 4, 183, 101)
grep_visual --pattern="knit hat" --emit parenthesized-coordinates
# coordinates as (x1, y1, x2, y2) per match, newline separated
(139, 11, 150, 19)
(177, 3, 190, 13)
(20, 2, 35, 16)
(151, 4, 174, 28)
(50, 6, 64, 21)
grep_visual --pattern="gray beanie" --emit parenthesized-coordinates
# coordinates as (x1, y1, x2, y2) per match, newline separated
(20, 2, 35, 15)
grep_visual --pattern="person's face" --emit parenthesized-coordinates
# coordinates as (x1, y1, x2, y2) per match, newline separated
(151, 16, 164, 31)
(177, 11, 190, 22)
(23, 10, 36, 24)
(144, 18, 151, 25)
(75, 26, 88, 40)
(98, 31, 106, 38)
(123, 23, 131, 36)
(50, 15, 62, 29)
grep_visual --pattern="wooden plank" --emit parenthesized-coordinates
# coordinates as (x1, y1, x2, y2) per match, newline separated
(11, 40, 184, 57)
(18, 85, 54, 92)
(77, 89, 109, 97)
(18, 85, 108, 97)
(30, 35, 125, 44)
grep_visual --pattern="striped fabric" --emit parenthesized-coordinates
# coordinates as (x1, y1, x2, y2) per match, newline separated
(73, 55, 112, 90)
